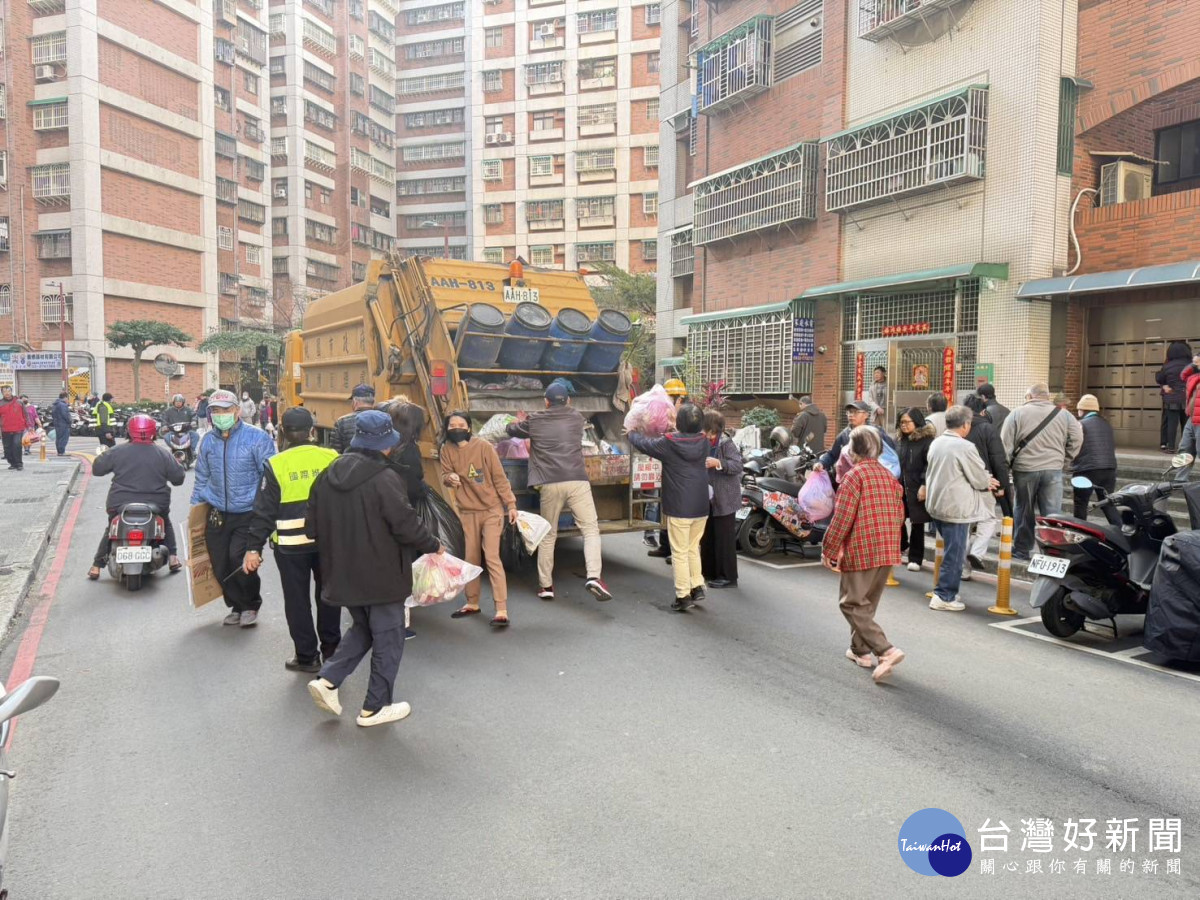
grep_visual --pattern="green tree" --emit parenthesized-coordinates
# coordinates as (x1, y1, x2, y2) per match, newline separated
(105, 320, 193, 401)
(195, 329, 284, 357)
(586, 262, 657, 384)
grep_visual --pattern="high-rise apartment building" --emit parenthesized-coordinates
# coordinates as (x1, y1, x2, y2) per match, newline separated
(396, 0, 661, 271)
(0, 0, 271, 400)
(267, 0, 398, 328)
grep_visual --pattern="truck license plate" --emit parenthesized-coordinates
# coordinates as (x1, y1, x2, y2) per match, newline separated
(115, 546, 153, 564)
(735, 507, 751, 520)
(1028, 554, 1069, 579)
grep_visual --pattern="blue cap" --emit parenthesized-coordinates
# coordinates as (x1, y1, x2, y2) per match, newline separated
(349, 409, 400, 451)
(544, 383, 569, 405)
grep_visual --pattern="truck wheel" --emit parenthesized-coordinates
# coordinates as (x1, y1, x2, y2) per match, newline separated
(737, 513, 776, 558)
(1040, 587, 1084, 637)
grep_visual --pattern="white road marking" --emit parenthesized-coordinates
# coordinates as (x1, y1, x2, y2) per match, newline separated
(989, 617, 1200, 684)
(740, 557, 823, 570)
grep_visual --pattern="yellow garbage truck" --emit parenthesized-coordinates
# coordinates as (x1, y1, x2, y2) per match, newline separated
(282, 254, 659, 536)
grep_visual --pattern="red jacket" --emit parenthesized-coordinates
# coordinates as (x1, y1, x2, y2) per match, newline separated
(1184, 364, 1200, 425)
(0, 397, 28, 433)
(821, 458, 904, 572)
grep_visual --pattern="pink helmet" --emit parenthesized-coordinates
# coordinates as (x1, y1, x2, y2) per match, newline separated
(127, 414, 158, 444)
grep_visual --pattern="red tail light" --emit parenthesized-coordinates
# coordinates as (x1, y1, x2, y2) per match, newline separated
(1035, 526, 1090, 547)
(154, 517, 166, 540)
(127, 530, 145, 546)
(430, 361, 448, 397)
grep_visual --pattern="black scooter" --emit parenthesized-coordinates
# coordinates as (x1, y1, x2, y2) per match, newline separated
(736, 446, 825, 558)
(1029, 453, 1196, 638)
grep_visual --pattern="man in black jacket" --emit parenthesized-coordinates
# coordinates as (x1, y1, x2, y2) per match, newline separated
(790, 395, 828, 452)
(813, 400, 896, 489)
(329, 383, 376, 453)
(305, 410, 441, 727)
(976, 383, 1010, 432)
(964, 394, 1011, 571)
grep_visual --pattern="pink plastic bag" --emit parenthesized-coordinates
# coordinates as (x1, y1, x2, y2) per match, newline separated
(797, 469, 835, 521)
(405, 553, 484, 608)
(495, 437, 530, 460)
(623, 384, 676, 437)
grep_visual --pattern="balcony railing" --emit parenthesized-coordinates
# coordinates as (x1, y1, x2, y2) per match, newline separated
(858, 0, 974, 43)
(31, 163, 71, 203)
(242, 120, 265, 144)
(220, 273, 239, 296)
(304, 141, 336, 171)
(302, 19, 337, 57)
(40, 293, 73, 324)
(306, 259, 340, 283)
(824, 85, 988, 213)
(348, 35, 365, 59)
(28, 0, 67, 15)
(238, 199, 267, 225)
(696, 16, 773, 115)
(271, 137, 288, 159)
(671, 230, 694, 278)
(35, 230, 71, 259)
(694, 142, 818, 245)
(216, 177, 239, 205)
(368, 48, 395, 77)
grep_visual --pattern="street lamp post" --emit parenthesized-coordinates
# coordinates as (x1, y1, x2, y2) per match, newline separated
(420, 220, 449, 259)
(54, 282, 68, 393)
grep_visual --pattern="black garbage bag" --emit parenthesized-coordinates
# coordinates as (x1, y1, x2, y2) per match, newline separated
(499, 520, 531, 572)
(1144, 531, 1200, 662)
(412, 489, 465, 560)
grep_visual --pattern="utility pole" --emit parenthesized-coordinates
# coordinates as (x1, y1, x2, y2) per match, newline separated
(56, 282, 68, 392)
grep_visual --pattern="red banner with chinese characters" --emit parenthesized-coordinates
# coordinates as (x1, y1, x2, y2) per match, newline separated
(855, 353, 865, 400)
(942, 346, 956, 399)
(881, 322, 932, 338)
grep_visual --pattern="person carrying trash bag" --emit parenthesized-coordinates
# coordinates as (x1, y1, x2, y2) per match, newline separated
(440, 411, 518, 627)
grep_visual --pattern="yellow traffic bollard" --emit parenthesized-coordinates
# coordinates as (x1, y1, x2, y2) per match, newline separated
(926, 534, 944, 600)
(988, 517, 1018, 616)
(39, 440, 47, 463)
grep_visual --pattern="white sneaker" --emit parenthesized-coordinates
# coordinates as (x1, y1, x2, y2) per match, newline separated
(907, 562, 921, 572)
(961, 566, 973, 581)
(929, 597, 966, 612)
(307, 679, 342, 716)
(356, 702, 411, 727)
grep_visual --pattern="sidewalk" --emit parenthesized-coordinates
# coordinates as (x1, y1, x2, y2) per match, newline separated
(0, 455, 81, 637)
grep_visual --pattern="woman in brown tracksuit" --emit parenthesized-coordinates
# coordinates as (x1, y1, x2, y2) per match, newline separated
(440, 412, 518, 626)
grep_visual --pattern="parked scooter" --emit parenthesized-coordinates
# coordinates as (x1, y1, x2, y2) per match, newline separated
(736, 446, 825, 558)
(162, 421, 196, 469)
(106, 503, 170, 591)
(0, 676, 59, 895)
(1029, 453, 1196, 638)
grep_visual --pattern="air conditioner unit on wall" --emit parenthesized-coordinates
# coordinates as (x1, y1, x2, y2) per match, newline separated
(537, 24, 556, 37)
(273, 187, 287, 198)
(495, 132, 513, 144)
(34, 65, 58, 83)
(1100, 161, 1153, 206)
(485, 133, 499, 144)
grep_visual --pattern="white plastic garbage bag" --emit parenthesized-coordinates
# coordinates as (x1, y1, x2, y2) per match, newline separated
(405, 552, 484, 607)
(515, 511, 552, 554)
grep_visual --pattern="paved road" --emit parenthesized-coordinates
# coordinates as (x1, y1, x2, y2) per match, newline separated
(3, 463, 1199, 899)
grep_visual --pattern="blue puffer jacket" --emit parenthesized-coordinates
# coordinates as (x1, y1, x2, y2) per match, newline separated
(191, 422, 277, 513)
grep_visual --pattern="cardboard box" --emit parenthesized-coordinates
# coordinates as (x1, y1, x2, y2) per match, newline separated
(185, 503, 224, 610)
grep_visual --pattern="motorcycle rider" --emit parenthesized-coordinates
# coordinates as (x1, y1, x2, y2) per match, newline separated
(88, 414, 186, 580)
(161, 393, 198, 460)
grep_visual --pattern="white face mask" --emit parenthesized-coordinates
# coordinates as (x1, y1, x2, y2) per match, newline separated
(242, 394, 249, 400)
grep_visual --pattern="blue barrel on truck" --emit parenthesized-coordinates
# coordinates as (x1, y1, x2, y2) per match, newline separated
(455, 302, 506, 369)
(497, 302, 553, 370)
(542, 307, 593, 372)
(578, 308, 632, 373)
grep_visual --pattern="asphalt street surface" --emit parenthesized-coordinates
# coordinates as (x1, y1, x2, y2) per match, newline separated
(3, 460, 1200, 899)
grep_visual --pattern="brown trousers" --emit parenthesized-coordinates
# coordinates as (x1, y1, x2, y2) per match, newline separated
(460, 508, 507, 611)
(838, 567, 894, 657)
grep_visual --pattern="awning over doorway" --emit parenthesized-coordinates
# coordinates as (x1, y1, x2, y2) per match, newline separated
(800, 263, 1009, 298)
(1017, 261, 1200, 300)
(678, 299, 792, 326)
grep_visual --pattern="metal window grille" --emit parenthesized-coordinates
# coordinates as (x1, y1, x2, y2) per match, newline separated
(402, 143, 465, 162)
(405, 40, 462, 60)
(643, 193, 658, 215)
(579, 58, 616, 81)
(270, 137, 287, 158)
(216, 88, 232, 112)
(40, 293, 73, 323)
(645, 4, 661, 25)
(397, 176, 466, 195)
(579, 104, 617, 126)
(350, 148, 373, 174)
(370, 157, 395, 184)
(348, 35, 365, 58)
(576, 242, 614, 262)
(576, 149, 615, 171)
(351, 261, 366, 281)
(577, 9, 617, 33)
(671, 230, 694, 277)
(526, 62, 564, 86)
(645, 145, 660, 167)
(578, 196, 615, 219)
(774, 0, 823, 81)
(238, 199, 266, 225)
(482, 248, 505, 264)
(689, 113, 698, 156)
(305, 220, 337, 243)
(530, 246, 555, 266)
(0, 286, 10, 317)
(303, 62, 335, 92)
(483, 71, 504, 93)
(406, 213, 465, 228)
(484, 204, 504, 224)
(32, 102, 69, 130)
(269, 13, 285, 37)
(269, 57, 285, 76)
(858, 0, 973, 41)
(481, 160, 503, 181)
(218, 226, 234, 251)
(643, 239, 658, 260)
(406, 2, 464, 25)
(405, 245, 467, 260)
(1057, 78, 1078, 176)
(647, 52, 660, 75)
(693, 142, 817, 245)
(304, 0, 334, 15)
(527, 200, 564, 222)
(236, 20, 267, 65)
(273, 218, 288, 237)
(529, 156, 554, 177)
(646, 98, 660, 120)
(302, 18, 337, 55)
(825, 86, 989, 213)
(32, 33, 67, 65)
(216, 177, 238, 204)
(215, 38, 235, 65)
(215, 132, 237, 158)
(369, 87, 396, 114)
(687, 303, 812, 394)
(304, 101, 336, 130)
(696, 16, 773, 115)
(35, 230, 71, 259)
(368, 11, 396, 41)
(0, 220, 7, 252)
(0, 152, 5, 187)
(306, 259, 340, 282)
(304, 141, 336, 169)
(350, 74, 365, 96)
(245, 244, 262, 266)
(31, 163, 70, 199)
(271, 96, 287, 117)
(242, 117, 264, 144)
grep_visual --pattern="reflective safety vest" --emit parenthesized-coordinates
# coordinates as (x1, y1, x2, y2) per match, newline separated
(268, 444, 338, 550)
(94, 401, 114, 429)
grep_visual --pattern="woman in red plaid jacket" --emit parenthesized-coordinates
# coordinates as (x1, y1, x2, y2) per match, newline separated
(821, 426, 907, 683)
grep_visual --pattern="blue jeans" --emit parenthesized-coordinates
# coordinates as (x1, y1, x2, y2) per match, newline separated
(934, 521, 969, 603)
(1012, 469, 1063, 556)
(1175, 420, 1196, 484)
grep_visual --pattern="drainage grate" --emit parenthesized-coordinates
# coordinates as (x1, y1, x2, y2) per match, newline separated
(3, 498, 42, 505)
